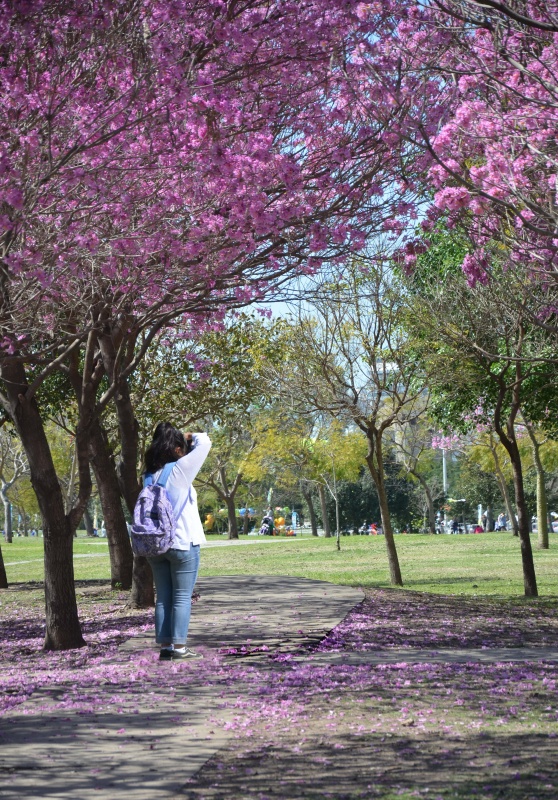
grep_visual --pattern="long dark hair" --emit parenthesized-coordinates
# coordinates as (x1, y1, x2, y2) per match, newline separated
(144, 422, 187, 474)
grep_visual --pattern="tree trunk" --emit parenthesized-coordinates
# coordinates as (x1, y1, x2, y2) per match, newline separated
(317, 483, 331, 538)
(535, 468, 549, 549)
(496, 430, 537, 597)
(42, 512, 86, 649)
(302, 484, 318, 536)
(97, 334, 141, 511)
(0, 545, 7, 588)
(65, 445, 77, 514)
(490, 441, 518, 537)
(128, 555, 154, 608)
(2, 492, 12, 543)
(374, 473, 404, 586)
(225, 494, 239, 539)
(524, 424, 549, 550)
(88, 421, 134, 589)
(108, 375, 150, 606)
(509, 449, 537, 596)
(411, 470, 436, 533)
(213, 466, 241, 540)
(114, 383, 142, 512)
(366, 432, 403, 586)
(492, 367, 537, 598)
(496, 473, 519, 536)
(83, 506, 95, 537)
(2, 363, 86, 649)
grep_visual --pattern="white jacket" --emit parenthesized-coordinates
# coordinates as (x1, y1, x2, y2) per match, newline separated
(152, 433, 212, 550)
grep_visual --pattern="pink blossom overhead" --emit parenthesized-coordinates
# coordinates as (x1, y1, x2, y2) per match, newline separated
(350, 1, 558, 286)
(431, 432, 460, 450)
(0, 0, 411, 358)
(415, 2, 558, 278)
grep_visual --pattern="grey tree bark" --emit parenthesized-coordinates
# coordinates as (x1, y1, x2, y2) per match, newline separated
(524, 421, 549, 550)
(1, 360, 88, 649)
(88, 420, 134, 588)
(366, 431, 403, 586)
(301, 483, 319, 536)
(317, 483, 331, 538)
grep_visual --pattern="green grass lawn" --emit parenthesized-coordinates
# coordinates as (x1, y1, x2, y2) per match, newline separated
(2, 531, 558, 597)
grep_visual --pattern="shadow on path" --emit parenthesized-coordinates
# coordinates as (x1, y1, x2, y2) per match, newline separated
(180, 730, 558, 800)
(1, 576, 363, 800)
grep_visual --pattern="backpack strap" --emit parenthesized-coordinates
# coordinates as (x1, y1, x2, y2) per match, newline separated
(143, 462, 175, 488)
(156, 462, 175, 487)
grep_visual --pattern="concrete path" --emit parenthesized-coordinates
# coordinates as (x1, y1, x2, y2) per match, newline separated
(2, 576, 558, 800)
(3, 534, 315, 567)
(294, 646, 558, 666)
(0, 576, 363, 800)
(124, 575, 364, 659)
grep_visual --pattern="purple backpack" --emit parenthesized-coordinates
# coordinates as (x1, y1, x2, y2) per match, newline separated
(131, 463, 176, 557)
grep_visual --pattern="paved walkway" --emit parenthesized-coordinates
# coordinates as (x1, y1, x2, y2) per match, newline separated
(295, 646, 558, 665)
(3, 534, 314, 567)
(0, 577, 362, 800)
(2, 576, 558, 800)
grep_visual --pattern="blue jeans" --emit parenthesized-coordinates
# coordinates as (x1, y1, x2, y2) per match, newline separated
(148, 546, 200, 645)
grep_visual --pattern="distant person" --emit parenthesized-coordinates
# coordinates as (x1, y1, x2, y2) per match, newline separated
(143, 423, 211, 661)
(259, 513, 274, 536)
(451, 518, 459, 534)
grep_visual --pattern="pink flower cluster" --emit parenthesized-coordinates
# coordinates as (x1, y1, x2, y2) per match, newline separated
(350, 2, 558, 285)
(431, 432, 460, 451)
(0, 0, 412, 359)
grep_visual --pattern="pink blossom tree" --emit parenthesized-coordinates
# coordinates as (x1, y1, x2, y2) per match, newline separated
(0, 1, 410, 648)
(342, 2, 558, 303)
(339, 1, 558, 593)
(396, 1, 558, 297)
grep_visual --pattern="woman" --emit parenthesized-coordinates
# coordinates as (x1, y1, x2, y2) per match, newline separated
(143, 422, 211, 660)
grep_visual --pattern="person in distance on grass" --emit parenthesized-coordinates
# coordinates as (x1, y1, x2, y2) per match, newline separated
(143, 422, 211, 661)
(473, 524, 484, 533)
